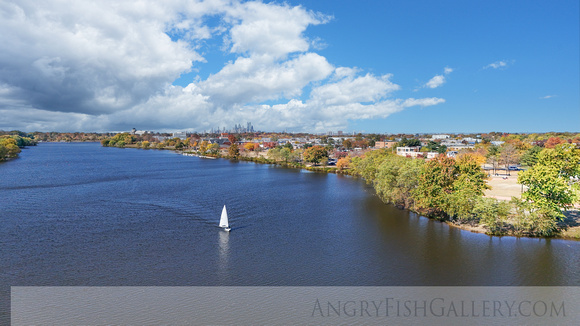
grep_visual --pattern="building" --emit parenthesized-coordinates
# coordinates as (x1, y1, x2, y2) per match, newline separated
(172, 131, 187, 140)
(396, 146, 421, 156)
(374, 141, 397, 149)
(432, 134, 450, 140)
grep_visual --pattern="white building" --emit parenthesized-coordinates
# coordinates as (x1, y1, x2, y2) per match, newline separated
(396, 146, 421, 156)
(432, 134, 450, 140)
(172, 131, 187, 140)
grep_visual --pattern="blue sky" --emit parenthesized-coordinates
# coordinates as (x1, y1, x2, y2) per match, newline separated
(0, 0, 578, 133)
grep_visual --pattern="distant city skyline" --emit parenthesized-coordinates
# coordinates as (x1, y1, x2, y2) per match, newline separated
(0, 0, 578, 133)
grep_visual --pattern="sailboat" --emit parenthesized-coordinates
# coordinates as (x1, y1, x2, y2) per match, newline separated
(219, 205, 231, 232)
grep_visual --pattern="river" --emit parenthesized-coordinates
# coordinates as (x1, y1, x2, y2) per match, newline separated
(1, 142, 579, 322)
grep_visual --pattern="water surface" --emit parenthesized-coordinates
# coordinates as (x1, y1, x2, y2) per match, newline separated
(1, 143, 578, 322)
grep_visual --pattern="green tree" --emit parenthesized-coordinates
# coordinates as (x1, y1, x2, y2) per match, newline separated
(511, 198, 559, 237)
(374, 154, 424, 209)
(398, 138, 421, 147)
(519, 144, 580, 216)
(350, 149, 390, 182)
(486, 144, 500, 174)
(414, 156, 458, 218)
(0, 143, 8, 160)
(473, 198, 510, 235)
(280, 148, 293, 163)
(520, 145, 542, 167)
(209, 143, 220, 154)
(445, 155, 490, 221)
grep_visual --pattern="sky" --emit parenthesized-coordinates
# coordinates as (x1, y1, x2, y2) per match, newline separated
(0, 0, 578, 133)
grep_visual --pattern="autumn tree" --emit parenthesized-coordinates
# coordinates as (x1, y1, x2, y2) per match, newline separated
(342, 139, 353, 150)
(336, 157, 351, 170)
(499, 144, 519, 175)
(302, 145, 329, 164)
(544, 137, 565, 149)
(228, 142, 240, 159)
(199, 140, 209, 153)
(244, 142, 257, 151)
(0, 137, 21, 160)
(414, 155, 489, 220)
(414, 156, 458, 218)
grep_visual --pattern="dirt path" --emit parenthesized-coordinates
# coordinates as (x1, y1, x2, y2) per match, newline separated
(484, 171, 526, 200)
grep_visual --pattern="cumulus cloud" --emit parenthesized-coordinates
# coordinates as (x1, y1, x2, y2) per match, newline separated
(0, 0, 445, 132)
(421, 66, 452, 89)
(199, 53, 333, 107)
(424, 75, 446, 89)
(224, 1, 330, 59)
(0, 0, 202, 115)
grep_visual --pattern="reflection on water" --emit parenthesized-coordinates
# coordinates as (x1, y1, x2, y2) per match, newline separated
(0, 143, 579, 323)
(218, 230, 230, 282)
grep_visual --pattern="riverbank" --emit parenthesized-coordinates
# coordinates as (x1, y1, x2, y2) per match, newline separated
(180, 150, 354, 175)
(179, 149, 579, 240)
(445, 209, 580, 240)
(101, 145, 579, 240)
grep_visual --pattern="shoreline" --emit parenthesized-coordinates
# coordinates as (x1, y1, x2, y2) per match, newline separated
(178, 149, 580, 241)
(444, 214, 580, 241)
(93, 144, 580, 241)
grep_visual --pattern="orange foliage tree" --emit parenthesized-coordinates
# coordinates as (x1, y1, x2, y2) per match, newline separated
(544, 137, 565, 149)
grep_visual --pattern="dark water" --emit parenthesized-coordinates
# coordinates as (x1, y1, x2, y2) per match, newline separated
(1, 143, 579, 321)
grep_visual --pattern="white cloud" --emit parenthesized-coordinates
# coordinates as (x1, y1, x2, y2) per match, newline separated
(0, 0, 201, 115)
(0, 0, 445, 132)
(539, 95, 557, 99)
(199, 53, 334, 107)
(421, 66, 452, 89)
(310, 71, 400, 106)
(484, 60, 513, 70)
(424, 75, 446, 89)
(225, 1, 330, 59)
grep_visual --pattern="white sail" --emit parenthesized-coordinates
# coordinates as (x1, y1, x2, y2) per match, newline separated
(219, 205, 229, 228)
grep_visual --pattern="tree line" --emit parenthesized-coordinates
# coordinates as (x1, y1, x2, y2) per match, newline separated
(0, 134, 37, 161)
(350, 145, 579, 237)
